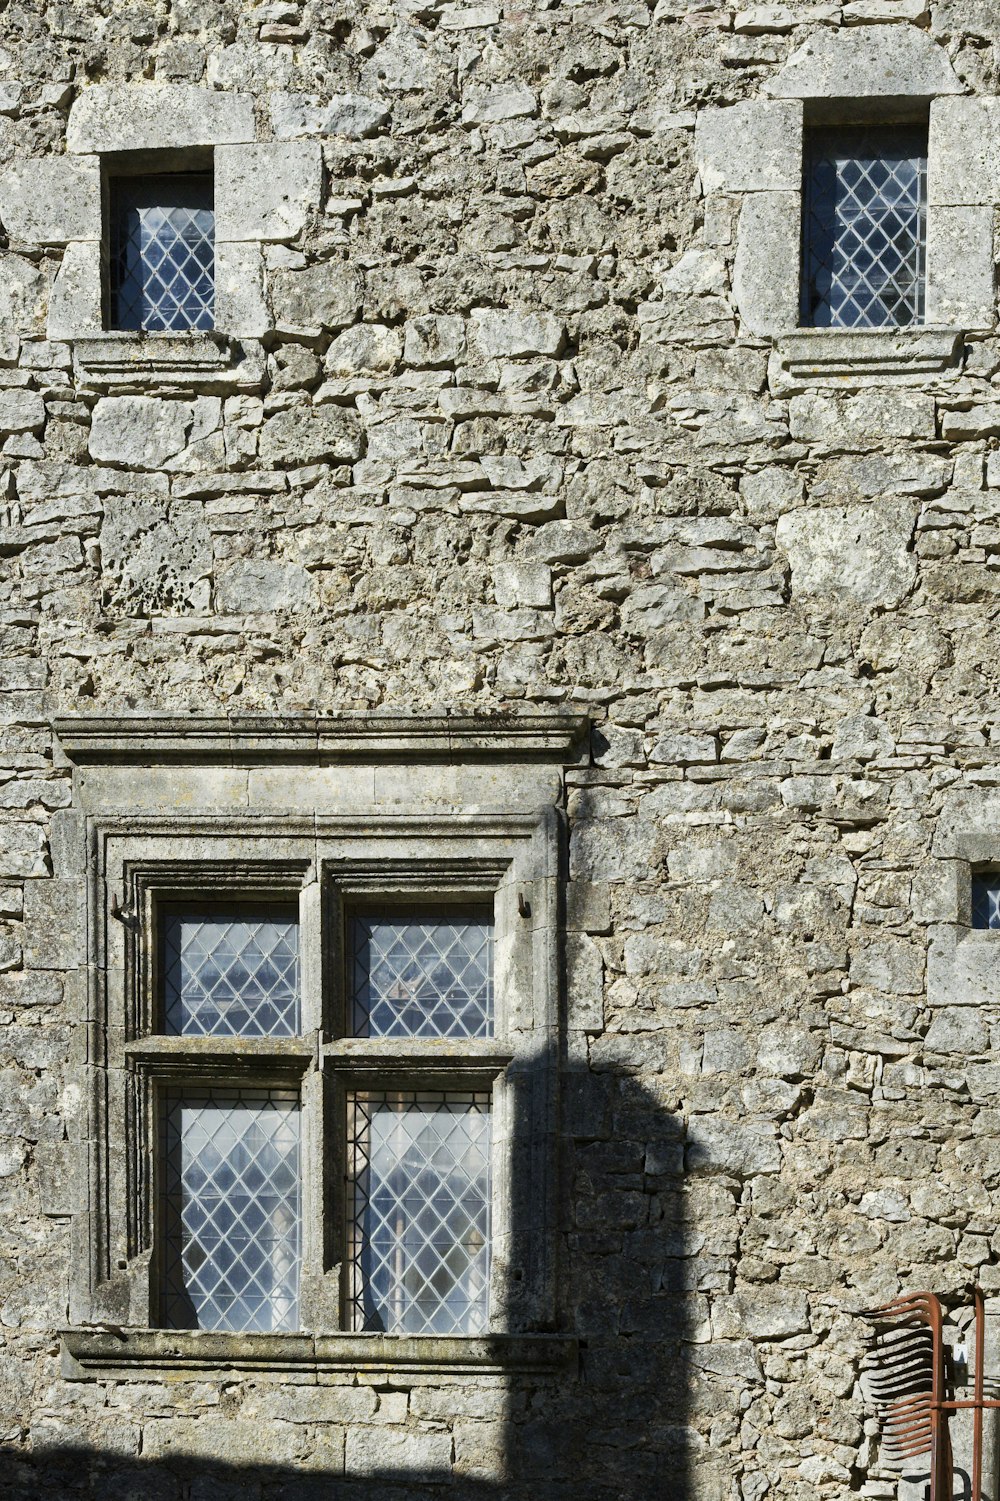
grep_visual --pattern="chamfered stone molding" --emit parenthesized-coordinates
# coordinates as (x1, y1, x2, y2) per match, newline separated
(61, 1328, 579, 1381)
(66, 83, 256, 153)
(764, 23, 964, 99)
(772, 328, 965, 391)
(53, 711, 592, 764)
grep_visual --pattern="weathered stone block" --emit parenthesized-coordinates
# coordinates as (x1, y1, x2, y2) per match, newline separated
(258, 403, 363, 464)
(470, 309, 565, 359)
(273, 89, 389, 140)
(325, 323, 402, 377)
(89, 397, 194, 468)
(925, 1006, 991, 1054)
(941, 404, 1000, 441)
(566, 932, 604, 1031)
(345, 1427, 453, 1474)
(67, 84, 255, 152)
(713, 1286, 809, 1339)
(928, 97, 1000, 208)
(215, 241, 270, 337)
(0, 253, 47, 336)
(0, 824, 47, 879)
(830, 714, 894, 762)
(0, 158, 101, 244)
(789, 390, 935, 443)
(695, 100, 802, 194)
(216, 142, 323, 242)
(46, 243, 102, 339)
(493, 562, 552, 609)
(214, 559, 319, 613)
(650, 733, 717, 765)
(23, 879, 84, 970)
(732, 192, 800, 338)
(271, 262, 363, 333)
(0, 389, 44, 434)
(461, 83, 537, 124)
(850, 940, 924, 995)
(765, 23, 963, 98)
(776, 499, 917, 609)
(403, 314, 467, 367)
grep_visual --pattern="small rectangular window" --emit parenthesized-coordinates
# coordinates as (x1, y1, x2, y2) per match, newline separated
(160, 1087, 302, 1333)
(108, 172, 215, 333)
(162, 906, 300, 1037)
(347, 911, 494, 1039)
(801, 124, 927, 329)
(972, 873, 1000, 929)
(346, 1090, 492, 1335)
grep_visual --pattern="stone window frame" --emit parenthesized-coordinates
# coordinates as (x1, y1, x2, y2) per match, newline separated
(53, 713, 584, 1382)
(694, 25, 995, 391)
(0, 84, 323, 392)
(926, 790, 1000, 1015)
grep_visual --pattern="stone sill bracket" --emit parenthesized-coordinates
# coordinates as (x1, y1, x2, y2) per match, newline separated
(72, 332, 266, 393)
(770, 327, 966, 393)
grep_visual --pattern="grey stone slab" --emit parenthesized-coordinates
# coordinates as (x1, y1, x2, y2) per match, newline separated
(776, 498, 917, 609)
(926, 206, 996, 332)
(765, 23, 963, 98)
(89, 397, 195, 468)
(470, 309, 565, 358)
(215, 241, 270, 337)
(67, 84, 255, 152)
(214, 558, 319, 613)
(215, 141, 323, 242)
(695, 100, 802, 194)
(75, 765, 250, 812)
(46, 242, 102, 340)
(929, 97, 1000, 208)
(732, 192, 800, 338)
(0, 158, 100, 244)
(23, 879, 84, 970)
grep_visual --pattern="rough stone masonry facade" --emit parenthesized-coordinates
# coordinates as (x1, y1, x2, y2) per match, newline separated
(6, 1, 1000, 1500)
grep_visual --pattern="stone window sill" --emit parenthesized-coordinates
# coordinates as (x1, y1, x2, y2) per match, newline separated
(61, 1329, 579, 1382)
(773, 327, 964, 391)
(72, 332, 264, 392)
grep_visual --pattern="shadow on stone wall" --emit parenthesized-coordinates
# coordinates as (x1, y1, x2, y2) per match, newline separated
(1, 1067, 695, 1501)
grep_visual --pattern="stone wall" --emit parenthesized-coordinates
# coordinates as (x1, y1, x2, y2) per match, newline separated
(3, 1, 1000, 1498)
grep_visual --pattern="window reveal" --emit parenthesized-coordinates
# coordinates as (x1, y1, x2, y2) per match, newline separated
(108, 172, 215, 332)
(972, 874, 1000, 930)
(801, 125, 928, 329)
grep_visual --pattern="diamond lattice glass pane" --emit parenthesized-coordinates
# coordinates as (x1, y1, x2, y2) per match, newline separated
(802, 126, 927, 329)
(163, 910, 300, 1037)
(161, 1089, 301, 1332)
(347, 1091, 491, 1334)
(972, 875, 1000, 929)
(109, 174, 214, 332)
(349, 915, 493, 1038)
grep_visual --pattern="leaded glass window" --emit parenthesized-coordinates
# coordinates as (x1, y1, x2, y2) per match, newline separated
(163, 908, 300, 1037)
(161, 1088, 301, 1333)
(972, 873, 1000, 929)
(348, 913, 493, 1039)
(801, 125, 927, 330)
(108, 173, 215, 332)
(143, 880, 509, 1340)
(347, 1091, 492, 1335)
